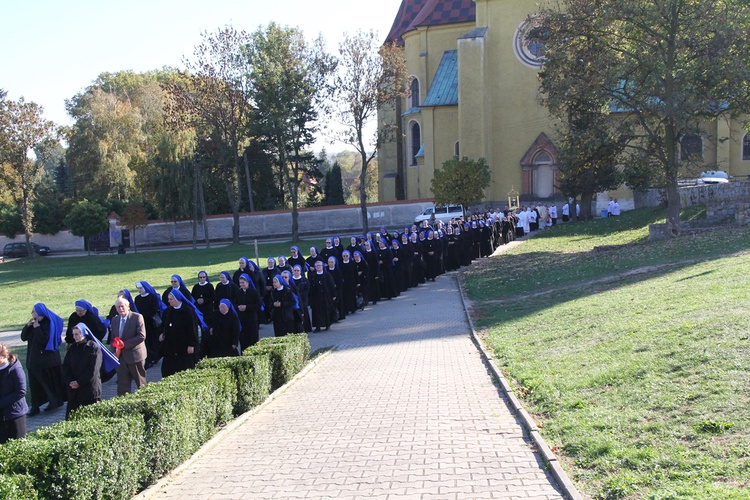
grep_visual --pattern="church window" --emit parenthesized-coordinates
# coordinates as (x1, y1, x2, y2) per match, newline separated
(454, 141, 459, 157)
(743, 134, 750, 161)
(680, 133, 703, 161)
(410, 122, 421, 165)
(410, 78, 420, 108)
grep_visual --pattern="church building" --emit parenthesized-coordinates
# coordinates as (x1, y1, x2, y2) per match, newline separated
(377, 0, 750, 208)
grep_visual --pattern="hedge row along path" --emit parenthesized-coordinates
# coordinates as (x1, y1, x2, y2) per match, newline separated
(138, 261, 565, 499)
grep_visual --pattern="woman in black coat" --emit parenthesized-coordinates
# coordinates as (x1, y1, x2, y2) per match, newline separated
(234, 274, 261, 352)
(390, 239, 405, 294)
(445, 225, 461, 271)
(292, 265, 312, 332)
(308, 260, 336, 332)
(0, 343, 28, 443)
(62, 323, 102, 419)
(399, 233, 414, 292)
(135, 281, 165, 369)
(362, 240, 381, 304)
(410, 232, 425, 286)
(326, 256, 346, 321)
(288, 246, 307, 272)
(21, 303, 65, 415)
(352, 251, 369, 308)
(160, 290, 201, 377)
(377, 240, 398, 299)
(340, 250, 358, 315)
(269, 275, 296, 337)
(208, 299, 240, 358)
(162, 274, 194, 305)
(214, 272, 239, 310)
(422, 230, 441, 282)
(191, 270, 215, 319)
(65, 300, 107, 344)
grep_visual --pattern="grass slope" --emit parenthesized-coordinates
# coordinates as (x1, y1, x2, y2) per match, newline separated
(0, 240, 317, 331)
(465, 208, 750, 499)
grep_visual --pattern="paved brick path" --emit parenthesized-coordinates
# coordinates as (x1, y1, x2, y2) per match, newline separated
(141, 275, 564, 500)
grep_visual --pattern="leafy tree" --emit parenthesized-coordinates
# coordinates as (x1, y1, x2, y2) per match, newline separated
(538, 0, 750, 234)
(247, 23, 335, 241)
(64, 199, 109, 255)
(431, 157, 491, 208)
(120, 202, 149, 253)
(331, 31, 409, 232)
(324, 162, 345, 206)
(0, 202, 23, 238)
(0, 96, 58, 256)
(177, 26, 254, 244)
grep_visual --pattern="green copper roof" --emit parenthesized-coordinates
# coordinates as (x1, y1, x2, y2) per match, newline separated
(422, 50, 458, 107)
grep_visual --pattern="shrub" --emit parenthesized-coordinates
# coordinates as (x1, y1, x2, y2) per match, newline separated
(0, 474, 38, 499)
(74, 367, 235, 484)
(246, 334, 310, 391)
(197, 353, 272, 415)
(0, 416, 145, 499)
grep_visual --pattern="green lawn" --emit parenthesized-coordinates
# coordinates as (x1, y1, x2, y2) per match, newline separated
(464, 208, 750, 499)
(0, 240, 319, 331)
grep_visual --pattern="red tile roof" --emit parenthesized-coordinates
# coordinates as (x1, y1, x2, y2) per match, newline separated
(385, 0, 476, 45)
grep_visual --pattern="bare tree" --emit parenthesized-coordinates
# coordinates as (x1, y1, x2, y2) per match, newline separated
(331, 31, 408, 233)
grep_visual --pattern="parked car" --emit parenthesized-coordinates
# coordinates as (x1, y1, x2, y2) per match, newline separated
(2, 242, 51, 258)
(414, 204, 465, 225)
(697, 170, 730, 184)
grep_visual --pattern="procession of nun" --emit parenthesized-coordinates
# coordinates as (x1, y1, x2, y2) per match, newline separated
(1, 206, 558, 443)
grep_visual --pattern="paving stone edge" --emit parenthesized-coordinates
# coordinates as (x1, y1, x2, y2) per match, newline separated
(134, 348, 336, 499)
(456, 275, 584, 500)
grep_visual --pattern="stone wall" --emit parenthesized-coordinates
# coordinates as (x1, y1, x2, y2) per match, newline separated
(0, 201, 438, 254)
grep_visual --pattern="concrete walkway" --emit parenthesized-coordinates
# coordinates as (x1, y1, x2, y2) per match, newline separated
(141, 273, 565, 500)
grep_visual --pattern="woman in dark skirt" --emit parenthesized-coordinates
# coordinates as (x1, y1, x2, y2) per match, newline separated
(340, 250, 358, 315)
(291, 265, 312, 332)
(160, 290, 202, 378)
(326, 256, 346, 321)
(308, 260, 336, 332)
(288, 246, 307, 273)
(390, 239, 405, 294)
(399, 232, 414, 292)
(22, 303, 65, 415)
(410, 232, 425, 286)
(208, 299, 240, 358)
(269, 275, 296, 337)
(353, 251, 369, 308)
(377, 239, 398, 299)
(234, 274, 261, 352)
(191, 270, 215, 319)
(135, 281, 165, 369)
(362, 240, 380, 304)
(214, 271, 238, 310)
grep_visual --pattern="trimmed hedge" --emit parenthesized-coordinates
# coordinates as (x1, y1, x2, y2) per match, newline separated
(246, 334, 310, 391)
(0, 474, 38, 499)
(0, 333, 310, 498)
(0, 416, 145, 499)
(197, 353, 272, 415)
(74, 367, 235, 484)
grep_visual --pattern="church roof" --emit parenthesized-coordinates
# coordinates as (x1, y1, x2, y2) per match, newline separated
(385, 0, 476, 46)
(422, 50, 458, 107)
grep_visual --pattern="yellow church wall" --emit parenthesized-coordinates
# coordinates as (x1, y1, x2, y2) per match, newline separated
(473, 0, 558, 201)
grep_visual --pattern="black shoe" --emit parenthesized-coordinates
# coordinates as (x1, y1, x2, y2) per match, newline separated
(324, 326, 330, 331)
(313, 328, 321, 333)
(44, 401, 62, 412)
(28, 407, 40, 417)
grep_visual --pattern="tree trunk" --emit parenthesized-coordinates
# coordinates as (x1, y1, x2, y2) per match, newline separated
(579, 192, 594, 220)
(665, 179, 681, 236)
(199, 175, 210, 248)
(359, 153, 369, 234)
(243, 151, 255, 213)
(192, 160, 199, 250)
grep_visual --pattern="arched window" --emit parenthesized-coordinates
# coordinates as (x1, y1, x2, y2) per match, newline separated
(410, 122, 421, 165)
(680, 133, 703, 161)
(454, 141, 460, 157)
(410, 78, 420, 108)
(743, 133, 750, 161)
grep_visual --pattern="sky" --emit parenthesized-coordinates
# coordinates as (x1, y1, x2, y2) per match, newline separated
(0, 0, 403, 142)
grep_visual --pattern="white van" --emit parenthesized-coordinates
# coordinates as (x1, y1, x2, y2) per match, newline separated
(414, 204, 465, 225)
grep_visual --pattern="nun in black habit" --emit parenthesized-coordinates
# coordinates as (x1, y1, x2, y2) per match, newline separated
(308, 260, 336, 332)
